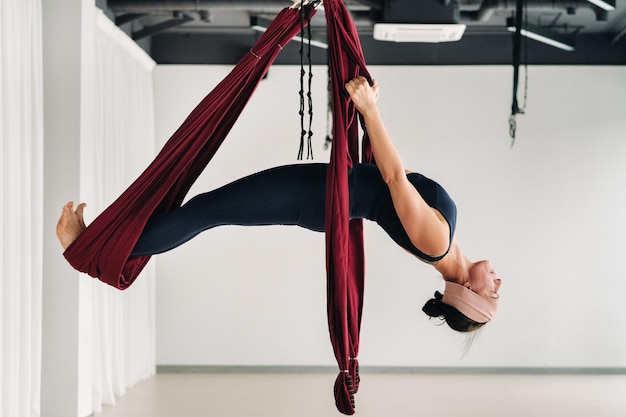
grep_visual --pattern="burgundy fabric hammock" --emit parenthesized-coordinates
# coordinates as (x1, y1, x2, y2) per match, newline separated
(64, 7, 312, 287)
(323, 0, 372, 414)
(64, 1, 370, 414)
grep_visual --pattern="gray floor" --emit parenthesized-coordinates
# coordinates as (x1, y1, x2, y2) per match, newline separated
(95, 372, 626, 417)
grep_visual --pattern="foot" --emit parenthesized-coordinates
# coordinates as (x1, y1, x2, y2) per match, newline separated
(56, 202, 87, 250)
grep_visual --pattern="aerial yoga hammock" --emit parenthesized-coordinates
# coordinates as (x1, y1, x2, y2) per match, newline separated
(64, 0, 370, 414)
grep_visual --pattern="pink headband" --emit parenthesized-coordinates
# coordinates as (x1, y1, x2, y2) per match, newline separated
(441, 281, 496, 323)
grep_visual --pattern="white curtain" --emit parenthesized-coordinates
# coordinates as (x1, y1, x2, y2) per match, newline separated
(0, 0, 44, 417)
(87, 9, 157, 413)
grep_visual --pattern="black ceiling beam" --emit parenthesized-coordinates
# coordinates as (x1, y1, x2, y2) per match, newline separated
(611, 25, 626, 44)
(107, 0, 289, 12)
(150, 31, 626, 65)
(132, 14, 195, 40)
(115, 13, 149, 26)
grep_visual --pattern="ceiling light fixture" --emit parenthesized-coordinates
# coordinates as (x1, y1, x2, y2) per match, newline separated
(506, 18, 575, 51)
(373, 23, 466, 43)
(585, 0, 616, 11)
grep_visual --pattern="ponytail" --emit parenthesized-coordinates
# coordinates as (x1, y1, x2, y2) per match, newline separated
(422, 291, 485, 333)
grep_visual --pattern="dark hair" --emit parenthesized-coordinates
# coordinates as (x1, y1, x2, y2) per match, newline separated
(422, 291, 485, 333)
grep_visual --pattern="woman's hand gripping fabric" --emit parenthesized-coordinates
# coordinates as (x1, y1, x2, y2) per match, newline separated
(344, 76, 379, 116)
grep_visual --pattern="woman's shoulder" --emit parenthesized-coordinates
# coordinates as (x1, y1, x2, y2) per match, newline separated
(406, 172, 457, 233)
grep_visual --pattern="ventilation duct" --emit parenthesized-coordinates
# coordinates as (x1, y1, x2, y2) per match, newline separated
(381, 0, 461, 24)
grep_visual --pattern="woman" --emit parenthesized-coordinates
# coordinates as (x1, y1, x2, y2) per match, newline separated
(57, 77, 501, 333)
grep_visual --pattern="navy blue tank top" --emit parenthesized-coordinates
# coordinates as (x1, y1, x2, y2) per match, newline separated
(349, 164, 457, 263)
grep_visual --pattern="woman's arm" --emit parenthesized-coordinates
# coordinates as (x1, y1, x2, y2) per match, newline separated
(345, 77, 449, 257)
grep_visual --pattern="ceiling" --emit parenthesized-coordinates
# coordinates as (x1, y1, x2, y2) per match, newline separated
(99, 0, 626, 65)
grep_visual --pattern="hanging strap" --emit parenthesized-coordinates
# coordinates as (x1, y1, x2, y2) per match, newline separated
(64, 3, 372, 414)
(509, 0, 525, 144)
(323, 0, 372, 414)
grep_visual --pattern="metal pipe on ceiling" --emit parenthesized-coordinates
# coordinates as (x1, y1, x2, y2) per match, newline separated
(107, 0, 612, 23)
(107, 0, 382, 10)
(107, 0, 290, 12)
(460, 0, 609, 21)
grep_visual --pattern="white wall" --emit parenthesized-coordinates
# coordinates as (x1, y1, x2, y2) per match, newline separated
(153, 65, 626, 368)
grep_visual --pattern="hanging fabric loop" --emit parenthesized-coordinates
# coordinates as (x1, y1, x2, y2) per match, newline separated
(63, 2, 371, 414)
(63, 6, 318, 288)
(323, 0, 372, 413)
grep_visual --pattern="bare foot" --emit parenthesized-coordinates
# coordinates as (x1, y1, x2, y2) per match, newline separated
(56, 202, 87, 250)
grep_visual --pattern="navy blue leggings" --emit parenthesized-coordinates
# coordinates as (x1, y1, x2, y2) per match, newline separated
(130, 163, 387, 257)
